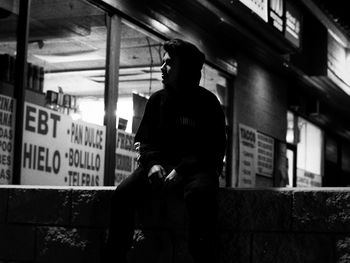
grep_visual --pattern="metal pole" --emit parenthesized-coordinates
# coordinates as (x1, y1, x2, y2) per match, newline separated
(12, 0, 31, 184)
(104, 14, 122, 186)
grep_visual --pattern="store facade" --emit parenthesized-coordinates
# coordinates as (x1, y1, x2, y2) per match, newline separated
(1, 0, 350, 188)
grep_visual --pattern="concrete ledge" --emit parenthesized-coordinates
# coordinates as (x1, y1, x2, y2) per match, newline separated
(0, 186, 349, 262)
(0, 224, 35, 261)
(252, 233, 335, 263)
(293, 189, 350, 232)
(8, 188, 71, 225)
(0, 188, 7, 223)
(36, 227, 104, 263)
(218, 188, 293, 231)
(71, 189, 113, 227)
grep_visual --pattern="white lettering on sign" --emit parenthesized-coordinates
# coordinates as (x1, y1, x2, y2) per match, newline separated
(284, 2, 301, 47)
(297, 168, 322, 187)
(256, 132, 274, 177)
(239, 0, 268, 22)
(270, 0, 283, 16)
(115, 130, 138, 186)
(0, 94, 15, 184)
(286, 11, 300, 38)
(238, 124, 257, 187)
(327, 33, 350, 87)
(269, 0, 284, 32)
(21, 102, 105, 186)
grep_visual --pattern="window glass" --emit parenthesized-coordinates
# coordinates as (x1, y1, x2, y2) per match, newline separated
(286, 111, 295, 144)
(115, 21, 163, 186)
(22, 0, 107, 186)
(114, 24, 232, 186)
(0, 0, 18, 184)
(286, 149, 294, 187)
(200, 64, 231, 187)
(296, 117, 323, 187)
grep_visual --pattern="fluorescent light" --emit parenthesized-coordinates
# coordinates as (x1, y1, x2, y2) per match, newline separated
(149, 19, 170, 34)
(34, 53, 104, 63)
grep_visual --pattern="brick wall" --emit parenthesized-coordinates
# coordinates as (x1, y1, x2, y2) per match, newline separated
(235, 53, 287, 141)
(0, 186, 349, 263)
(231, 53, 288, 187)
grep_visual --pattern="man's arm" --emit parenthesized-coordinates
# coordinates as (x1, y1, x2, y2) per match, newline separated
(134, 94, 167, 185)
(134, 94, 163, 170)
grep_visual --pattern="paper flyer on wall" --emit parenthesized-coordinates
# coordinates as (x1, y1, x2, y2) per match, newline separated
(238, 123, 257, 187)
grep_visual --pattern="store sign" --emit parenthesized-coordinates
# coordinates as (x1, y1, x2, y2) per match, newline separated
(284, 2, 301, 47)
(297, 168, 322, 187)
(0, 94, 15, 184)
(269, 0, 284, 32)
(238, 124, 257, 187)
(327, 33, 350, 86)
(239, 0, 268, 22)
(115, 130, 138, 186)
(257, 132, 274, 177)
(21, 102, 105, 186)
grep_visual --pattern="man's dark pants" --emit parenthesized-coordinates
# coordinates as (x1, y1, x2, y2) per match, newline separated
(103, 166, 218, 263)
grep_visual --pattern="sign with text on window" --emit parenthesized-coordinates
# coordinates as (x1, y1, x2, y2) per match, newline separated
(269, 0, 284, 32)
(115, 130, 138, 186)
(285, 1, 301, 47)
(21, 102, 105, 186)
(0, 94, 15, 184)
(327, 32, 350, 86)
(257, 132, 274, 177)
(239, 0, 268, 22)
(296, 168, 321, 187)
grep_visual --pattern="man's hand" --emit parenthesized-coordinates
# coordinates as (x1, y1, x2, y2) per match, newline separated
(148, 165, 166, 186)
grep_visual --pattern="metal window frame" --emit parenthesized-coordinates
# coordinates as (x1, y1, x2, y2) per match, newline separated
(12, 0, 122, 186)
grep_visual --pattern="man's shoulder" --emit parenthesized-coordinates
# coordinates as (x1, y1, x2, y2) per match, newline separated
(197, 86, 220, 104)
(147, 89, 167, 105)
(149, 89, 167, 99)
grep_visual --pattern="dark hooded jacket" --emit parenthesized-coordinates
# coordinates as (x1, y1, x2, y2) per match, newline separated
(135, 85, 226, 178)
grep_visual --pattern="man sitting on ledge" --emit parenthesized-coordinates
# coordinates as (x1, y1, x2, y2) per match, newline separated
(103, 38, 227, 263)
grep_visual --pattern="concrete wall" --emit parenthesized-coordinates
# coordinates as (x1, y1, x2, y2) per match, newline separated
(0, 186, 349, 263)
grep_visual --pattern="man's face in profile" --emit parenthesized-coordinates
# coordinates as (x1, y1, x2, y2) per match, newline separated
(161, 52, 181, 88)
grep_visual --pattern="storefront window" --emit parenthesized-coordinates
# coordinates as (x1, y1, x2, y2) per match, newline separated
(286, 111, 296, 187)
(286, 111, 295, 144)
(114, 22, 232, 186)
(296, 117, 323, 187)
(22, 0, 107, 186)
(200, 64, 231, 187)
(0, 0, 18, 184)
(115, 21, 163, 185)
